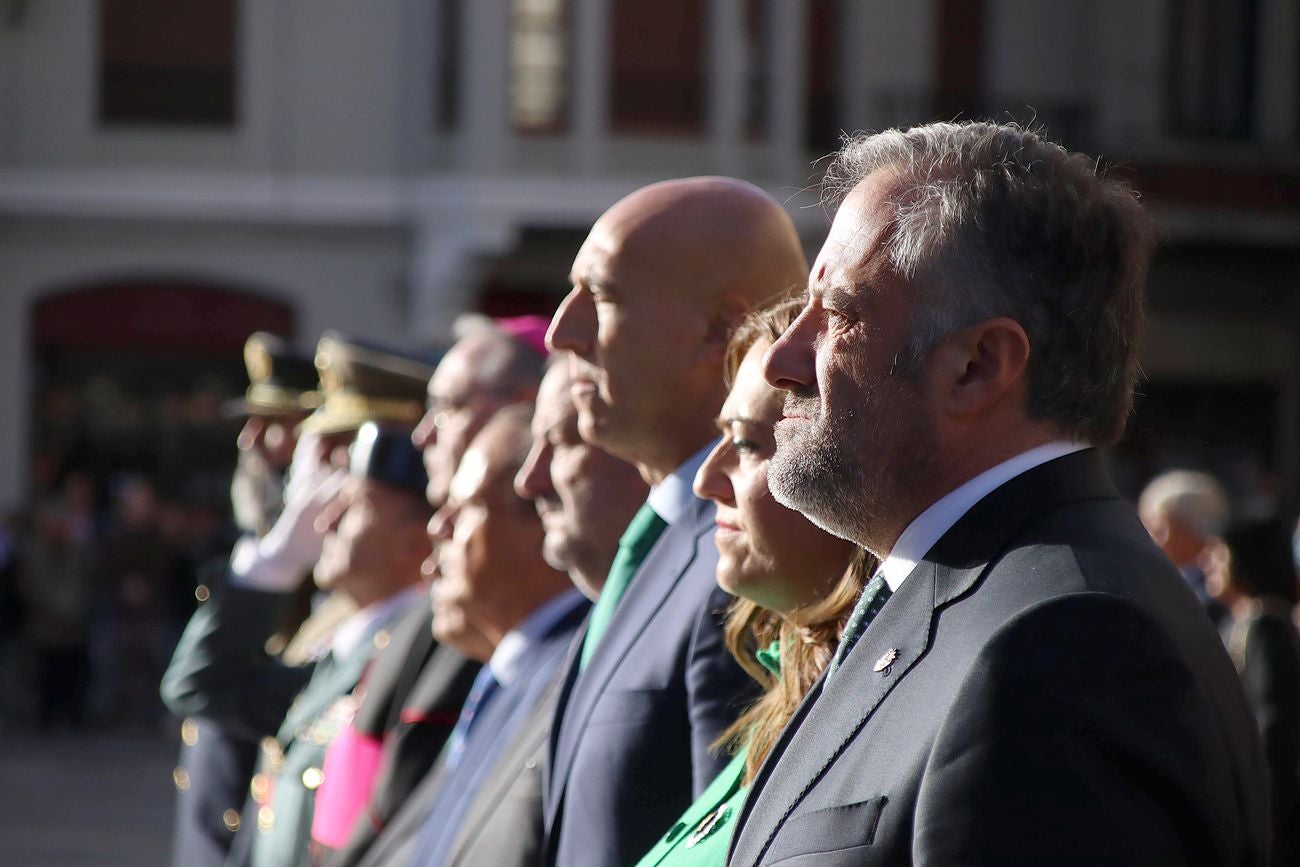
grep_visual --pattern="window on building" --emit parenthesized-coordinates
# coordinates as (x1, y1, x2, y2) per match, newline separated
(98, 0, 237, 127)
(806, 0, 841, 153)
(435, 0, 463, 132)
(611, 0, 704, 135)
(1166, 0, 1259, 140)
(511, 0, 570, 133)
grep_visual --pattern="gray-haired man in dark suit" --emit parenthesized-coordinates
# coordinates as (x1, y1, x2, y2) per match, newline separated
(726, 121, 1270, 867)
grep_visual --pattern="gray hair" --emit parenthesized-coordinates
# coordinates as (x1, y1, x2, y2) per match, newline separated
(1137, 470, 1229, 540)
(456, 326, 546, 400)
(823, 121, 1156, 446)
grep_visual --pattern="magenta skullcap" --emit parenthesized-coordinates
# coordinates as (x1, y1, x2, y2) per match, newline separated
(495, 314, 551, 359)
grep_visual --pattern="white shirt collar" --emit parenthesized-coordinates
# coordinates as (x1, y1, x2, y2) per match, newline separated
(329, 585, 423, 662)
(488, 589, 586, 685)
(646, 443, 711, 525)
(878, 441, 1089, 592)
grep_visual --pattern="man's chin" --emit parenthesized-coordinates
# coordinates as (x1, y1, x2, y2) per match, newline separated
(542, 538, 573, 574)
(575, 407, 608, 446)
(312, 563, 341, 592)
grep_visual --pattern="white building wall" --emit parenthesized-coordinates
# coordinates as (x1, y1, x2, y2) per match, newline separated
(840, 0, 934, 133)
(0, 0, 1296, 508)
(1, 0, 408, 174)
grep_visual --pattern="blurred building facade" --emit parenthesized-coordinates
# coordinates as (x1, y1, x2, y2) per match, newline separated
(0, 0, 1297, 517)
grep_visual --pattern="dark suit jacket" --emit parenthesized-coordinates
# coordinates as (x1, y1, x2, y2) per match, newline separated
(726, 449, 1271, 867)
(1231, 602, 1300, 865)
(545, 495, 759, 867)
(161, 574, 311, 740)
(443, 677, 557, 867)
(170, 717, 258, 867)
(350, 594, 588, 867)
(327, 608, 479, 867)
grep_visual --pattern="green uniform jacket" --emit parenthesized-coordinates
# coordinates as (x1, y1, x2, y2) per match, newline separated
(161, 575, 416, 867)
(248, 631, 386, 867)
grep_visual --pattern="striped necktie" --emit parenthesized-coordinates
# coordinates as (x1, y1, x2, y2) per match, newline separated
(443, 666, 500, 769)
(579, 503, 668, 670)
(826, 573, 893, 677)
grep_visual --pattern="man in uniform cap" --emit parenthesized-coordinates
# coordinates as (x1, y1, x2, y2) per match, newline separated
(275, 332, 437, 666)
(228, 332, 322, 538)
(163, 422, 434, 867)
(171, 332, 320, 867)
(316, 317, 549, 866)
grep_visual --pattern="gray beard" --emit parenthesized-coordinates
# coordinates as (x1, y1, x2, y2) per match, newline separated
(768, 393, 935, 559)
(768, 425, 871, 546)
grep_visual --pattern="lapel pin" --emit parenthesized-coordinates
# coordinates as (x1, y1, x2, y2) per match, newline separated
(873, 648, 899, 674)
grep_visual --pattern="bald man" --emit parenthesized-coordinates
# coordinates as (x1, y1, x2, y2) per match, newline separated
(543, 178, 807, 866)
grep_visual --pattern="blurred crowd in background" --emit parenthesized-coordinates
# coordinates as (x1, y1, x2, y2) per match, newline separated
(0, 388, 242, 731)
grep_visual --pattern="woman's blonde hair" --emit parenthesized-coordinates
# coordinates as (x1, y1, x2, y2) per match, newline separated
(713, 290, 875, 782)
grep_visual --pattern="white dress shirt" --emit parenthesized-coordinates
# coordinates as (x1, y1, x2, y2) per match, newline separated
(488, 588, 587, 686)
(329, 584, 423, 662)
(878, 441, 1089, 592)
(646, 443, 712, 526)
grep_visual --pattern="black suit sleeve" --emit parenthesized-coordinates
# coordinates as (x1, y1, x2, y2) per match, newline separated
(160, 574, 312, 739)
(912, 594, 1224, 866)
(1242, 614, 1300, 863)
(686, 585, 760, 797)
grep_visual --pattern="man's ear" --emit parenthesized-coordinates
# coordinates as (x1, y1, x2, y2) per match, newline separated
(702, 294, 751, 359)
(400, 512, 436, 568)
(933, 317, 1031, 417)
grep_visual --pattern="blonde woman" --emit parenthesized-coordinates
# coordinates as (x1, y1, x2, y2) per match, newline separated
(634, 296, 873, 867)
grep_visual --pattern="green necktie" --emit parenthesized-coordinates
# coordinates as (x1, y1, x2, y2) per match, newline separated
(826, 573, 893, 678)
(579, 503, 668, 670)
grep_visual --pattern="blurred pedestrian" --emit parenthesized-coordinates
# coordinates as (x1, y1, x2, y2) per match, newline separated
(18, 499, 95, 729)
(1139, 468, 1232, 627)
(1204, 518, 1300, 865)
(99, 474, 170, 726)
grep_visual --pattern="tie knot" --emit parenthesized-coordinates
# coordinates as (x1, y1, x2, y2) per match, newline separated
(620, 503, 667, 559)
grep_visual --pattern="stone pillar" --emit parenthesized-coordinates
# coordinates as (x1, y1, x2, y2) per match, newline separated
(1090, 0, 1166, 148)
(395, 0, 436, 171)
(1256, 0, 1299, 147)
(708, 0, 745, 173)
(769, 0, 808, 180)
(459, 0, 512, 171)
(571, 0, 609, 173)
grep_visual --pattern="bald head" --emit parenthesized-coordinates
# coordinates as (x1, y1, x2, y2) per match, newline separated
(593, 177, 808, 308)
(549, 177, 808, 480)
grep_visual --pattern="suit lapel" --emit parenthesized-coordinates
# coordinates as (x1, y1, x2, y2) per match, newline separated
(544, 625, 585, 824)
(731, 563, 938, 866)
(451, 673, 560, 863)
(729, 449, 1123, 865)
(546, 496, 713, 828)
